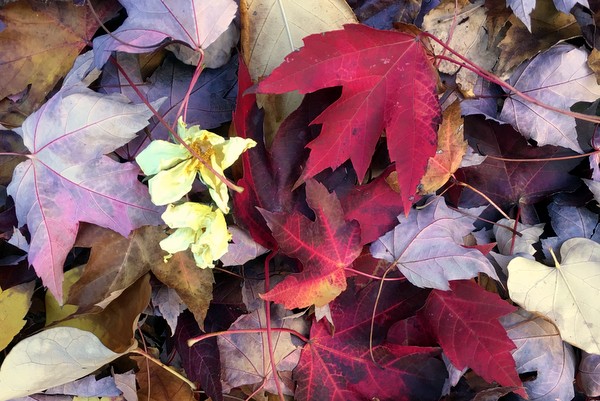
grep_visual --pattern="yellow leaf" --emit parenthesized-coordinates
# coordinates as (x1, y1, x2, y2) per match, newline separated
(0, 282, 34, 351)
(507, 238, 600, 354)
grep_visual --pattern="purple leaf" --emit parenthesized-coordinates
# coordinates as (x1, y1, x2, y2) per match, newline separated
(92, 0, 237, 68)
(578, 352, 600, 397)
(499, 44, 600, 152)
(370, 196, 498, 290)
(7, 79, 163, 301)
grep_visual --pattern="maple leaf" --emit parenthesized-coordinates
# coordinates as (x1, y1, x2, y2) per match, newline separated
(92, 0, 237, 68)
(370, 196, 499, 290)
(456, 116, 580, 221)
(259, 179, 362, 309)
(499, 44, 600, 152)
(294, 279, 445, 401)
(257, 23, 441, 211)
(418, 280, 524, 397)
(6, 66, 163, 301)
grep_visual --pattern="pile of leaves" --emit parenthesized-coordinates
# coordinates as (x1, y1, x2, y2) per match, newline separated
(2, 0, 600, 400)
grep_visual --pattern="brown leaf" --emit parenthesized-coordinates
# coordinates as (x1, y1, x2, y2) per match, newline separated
(133, 355, 195, 401)
(419, 101, 466, 194)
(0, 0, 120, 126)
(48, 274, 152, 353)
(151, 250, 214, 330)
(68, 225, 166, 310)
(495, 1, 581, 79)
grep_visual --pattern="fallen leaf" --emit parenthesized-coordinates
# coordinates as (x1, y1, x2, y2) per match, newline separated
(174, 311, 222, 401)
(419, 101, 467, 194)
(132, 355, 195, 401)
(92, 0, 237, 68)
(0, 281, 34, 351)
(218, 299, 307, 395)
(220, 226, 269, 266)
(499, 44, 600, 152)
(418, 280, 524, 397)
(493, 218, 544, 256)
(68, 225, 165, 310)
(496, 1, 581, 79)
(294, 279, 445, 401)
(370, 196, 498, 290)
(501, 308, 576, 401)
(350, 0, 420, 28)
(578, 352, 600, 397)
(0, 327, 134, 401)
(506, 0, 536, 31)
(6, 58, 163, 301)
(44, 375, 120, 397)
(508, 237, 600, 353)
(257, 23, 441, 210)
(241, 0, 356, 139)
(456, 116, 580, 221)
(152, 285, 185, 334)
(0, 0, 119, 126)
(47, 274, 151, 353)
(151, 249, 214, 329)
(259, 179, 362, 308)
(423, 0, 499, 95)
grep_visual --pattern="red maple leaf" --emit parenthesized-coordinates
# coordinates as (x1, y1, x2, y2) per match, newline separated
(418, 280, 525, 397)
(294, 280, 445, 401)
(259, 179, 362, 309)
(257, 23, 441, 211)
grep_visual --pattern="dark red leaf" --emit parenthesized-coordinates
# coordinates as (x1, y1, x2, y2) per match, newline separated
(294, 280, 444, 401)
(418, 280, 524, 397)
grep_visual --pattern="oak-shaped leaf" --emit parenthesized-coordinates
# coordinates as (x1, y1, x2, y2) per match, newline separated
(370, 196, 498, 290)
(294, 279, 445, 401)
(508, 237, 600, 354)
(418, 280, 524, 397)
(499, 44, 600, 152)
(257, 23, 441, 210)
(92, 0, 237, 68)
(6, 74, 163, 301)
(502, 308, 576, 401)
(259, 179, 362, 309)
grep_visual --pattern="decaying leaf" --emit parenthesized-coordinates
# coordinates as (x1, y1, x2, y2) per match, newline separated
(508, 237, 600, 354)
(133, 355, 195, 401)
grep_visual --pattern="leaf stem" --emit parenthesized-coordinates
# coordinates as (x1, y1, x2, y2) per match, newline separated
(423, 32, 600, 125)
(130, 347, 197, 390)
(187, 327, 310, 347)
(276, 0, 295, 52)
(263, 249, 286, 401)
(345, 267, 406, 281)
(110, 57, 244, 193)
(453, 178, 510, 220)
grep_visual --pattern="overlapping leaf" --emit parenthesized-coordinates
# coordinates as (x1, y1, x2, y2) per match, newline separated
(419, 280, 524, 397)
(500, 44, 600, 152)
(259, 179, 362, 308)
(294, 280, 444, 401)
(370, 196, 498, 290)
(508, 237, 600, 354)
(6, 66, 163, 301)
(257, 23, 441, 210)
(92, 0, 237, 67)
